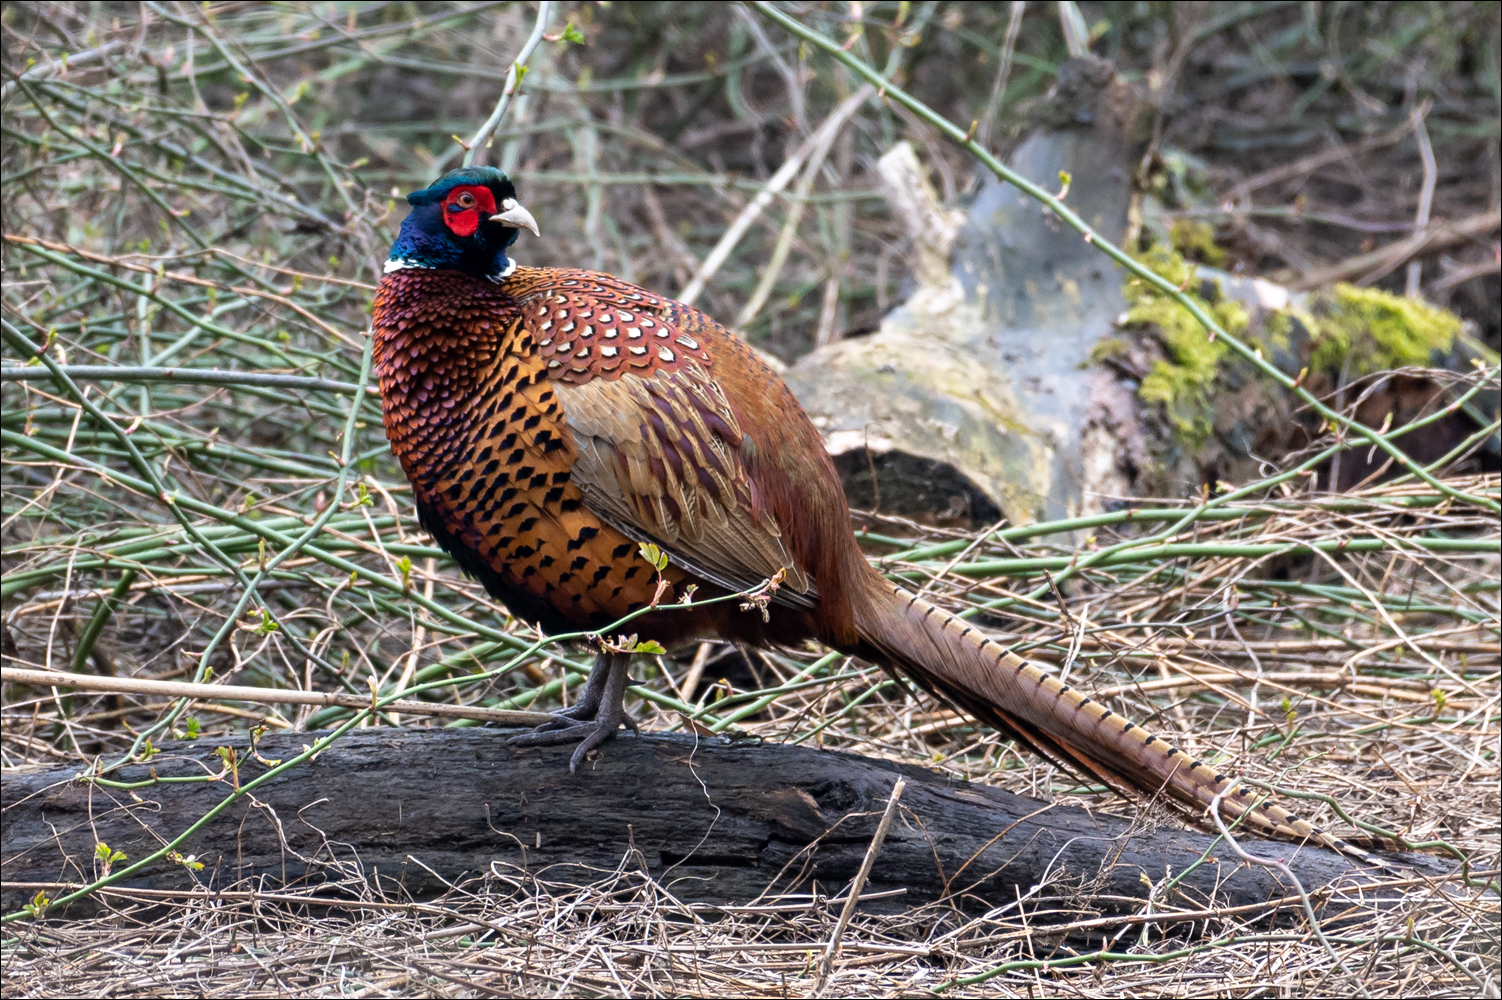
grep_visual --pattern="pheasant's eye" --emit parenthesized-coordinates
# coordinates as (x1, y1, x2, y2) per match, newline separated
(440, 187, 488, 236)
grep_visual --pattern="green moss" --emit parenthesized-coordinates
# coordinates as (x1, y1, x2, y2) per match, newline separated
(1254, 307, 1294, 356)
(1087, 337, 1131, 366)
(1169, 218, 1226, 267)
(1121, 274, 1469, 455)
(1305, 283, 1462, 376)
(1123, 244, 1248, 448)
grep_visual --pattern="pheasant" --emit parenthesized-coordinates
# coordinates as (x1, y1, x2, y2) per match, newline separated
(372, 166, 1363, 856)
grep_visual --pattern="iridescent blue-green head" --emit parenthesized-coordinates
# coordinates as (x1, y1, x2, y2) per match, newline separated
(386, 166, 540, 280)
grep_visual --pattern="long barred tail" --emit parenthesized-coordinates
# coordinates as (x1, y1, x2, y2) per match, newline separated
(851, 573, 1389, 865)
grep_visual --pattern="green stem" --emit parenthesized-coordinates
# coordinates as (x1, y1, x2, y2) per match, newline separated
(1, 365, 370, 395)
(7, 243, 304, 370)
(879, 489, 1493, 565)
(901, 536, 1497, 578)
(71, 569, 138, 673)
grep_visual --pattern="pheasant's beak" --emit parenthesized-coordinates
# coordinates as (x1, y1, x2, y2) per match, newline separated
(491, 199, 540, 238)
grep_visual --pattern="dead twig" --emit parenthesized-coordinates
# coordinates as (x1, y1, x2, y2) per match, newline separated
(462, 1, 554, 168)
(812, 776, 905, 996)
(1, 667, 553, 727)
(677, 85, 872, 307)
(1288, 209, 1500, 290)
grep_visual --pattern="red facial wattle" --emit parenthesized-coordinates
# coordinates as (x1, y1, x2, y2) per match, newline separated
(441, 185, 498, 238)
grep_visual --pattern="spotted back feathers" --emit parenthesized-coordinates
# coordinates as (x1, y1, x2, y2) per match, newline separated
(507, 272, 713, 385)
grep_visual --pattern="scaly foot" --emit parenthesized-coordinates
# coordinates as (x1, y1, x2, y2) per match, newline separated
(508, 651, 636, 771)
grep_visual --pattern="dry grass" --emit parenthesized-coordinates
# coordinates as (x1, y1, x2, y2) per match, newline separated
(2, 862, 1495, 997)
(5, 472, 1498, 996)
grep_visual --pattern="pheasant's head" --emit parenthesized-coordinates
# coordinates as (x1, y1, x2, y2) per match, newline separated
(385, 166, 540, 280)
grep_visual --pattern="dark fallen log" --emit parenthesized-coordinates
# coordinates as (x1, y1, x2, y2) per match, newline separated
(2, 728, 1438, 921)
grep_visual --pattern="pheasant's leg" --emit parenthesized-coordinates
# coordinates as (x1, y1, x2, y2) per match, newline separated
(528, 651, 612, 730)
(508, 652, 636, 770)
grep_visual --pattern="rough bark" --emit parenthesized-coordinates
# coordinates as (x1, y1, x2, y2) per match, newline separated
(1, 728, 1437, 920)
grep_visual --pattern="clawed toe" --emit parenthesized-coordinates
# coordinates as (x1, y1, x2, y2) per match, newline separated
(507, 651, 637, 771)
(507, 712, 637, 770)
(520, 701, 596, 733)
(566, 721, 618, 772)
(507, 721, 597, 747)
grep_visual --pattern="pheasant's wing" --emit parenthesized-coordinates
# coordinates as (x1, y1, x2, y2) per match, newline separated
(514, 272, 815, 606)
(562, 368, 816, 606)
